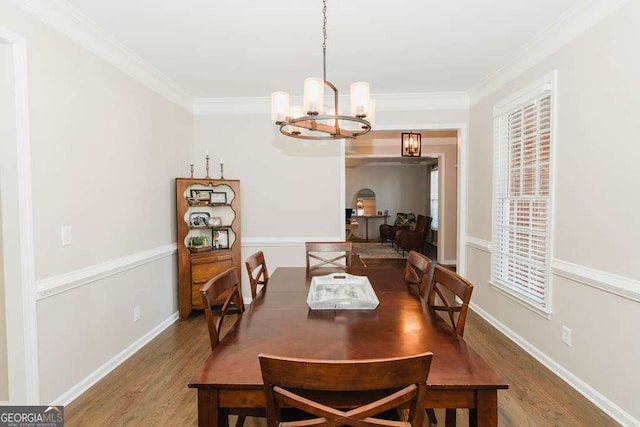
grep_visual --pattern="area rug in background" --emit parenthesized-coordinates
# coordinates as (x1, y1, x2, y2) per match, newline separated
(353, 242, 407, 259)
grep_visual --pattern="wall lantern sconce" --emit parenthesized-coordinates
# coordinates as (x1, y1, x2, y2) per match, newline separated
(401, 132, 422, 157)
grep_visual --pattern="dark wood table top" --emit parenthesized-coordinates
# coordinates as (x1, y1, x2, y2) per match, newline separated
(189, 266, 508, 392)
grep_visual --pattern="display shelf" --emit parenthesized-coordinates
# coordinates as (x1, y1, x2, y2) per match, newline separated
(176, 178, 241, 320)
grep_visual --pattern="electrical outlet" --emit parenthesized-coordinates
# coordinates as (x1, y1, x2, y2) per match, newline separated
(562, 325, 572, 346)
(133, 305, 141, 322)
(61, 226, 73, 246)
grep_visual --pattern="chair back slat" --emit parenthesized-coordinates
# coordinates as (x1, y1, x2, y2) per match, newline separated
(260, 352, 433, 427)
(305, 241, 352, 270)
(404, 250, 432, 296)
(199, 267, 244, 350)
(245, 251, 269, 299)
(426, 265, 473, 337)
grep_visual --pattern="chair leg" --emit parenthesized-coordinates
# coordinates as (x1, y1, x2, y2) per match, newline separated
(235, 415, 246, 427)
(468, 408, 477, 427)
(445, 408, 456, 427)
(426, 408, 437, 425)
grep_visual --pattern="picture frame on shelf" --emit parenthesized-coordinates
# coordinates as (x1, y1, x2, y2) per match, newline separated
(210, 192, 227, 205)
(190, 189, 213, 203)
(189, 212, 211, 227)
(212, 228, 229, 249)
(209, 216, 222, 227)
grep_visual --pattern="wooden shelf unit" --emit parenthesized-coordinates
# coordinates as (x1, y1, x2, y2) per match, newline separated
(176, 178, 241, 320)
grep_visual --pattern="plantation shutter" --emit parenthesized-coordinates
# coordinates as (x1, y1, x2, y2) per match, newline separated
(492, 86, 552, 312)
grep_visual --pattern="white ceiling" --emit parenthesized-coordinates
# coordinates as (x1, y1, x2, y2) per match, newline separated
(60, 0, 584, 99)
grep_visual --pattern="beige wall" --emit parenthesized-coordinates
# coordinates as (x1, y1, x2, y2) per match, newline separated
(0, 0, 192, 403)
(194, 115, 343, 239)
(466, 1, 640, 423)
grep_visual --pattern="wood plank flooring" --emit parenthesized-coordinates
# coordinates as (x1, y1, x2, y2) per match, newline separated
(65, 258, 618, 426)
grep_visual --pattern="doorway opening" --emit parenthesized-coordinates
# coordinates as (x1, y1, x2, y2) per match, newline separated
(344, 129, 460, 267)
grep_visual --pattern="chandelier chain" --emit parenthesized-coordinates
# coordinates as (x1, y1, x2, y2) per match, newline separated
(322, 0, 327, 81)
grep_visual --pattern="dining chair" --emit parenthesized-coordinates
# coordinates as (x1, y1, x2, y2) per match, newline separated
(245, 251, 269, 299)
(425, 265, 474, 427)
(404, 250, 432, 297)
(259, 352, 433, 427)
(396, 214, 432, 255)
(379, 212, 411, 245)
(305, 241, 352, 270)
(200, 267, 258, 427)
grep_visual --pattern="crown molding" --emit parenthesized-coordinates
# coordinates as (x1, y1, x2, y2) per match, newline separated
(10, 0, 193, 112)
(469, 0, 631, 106)
(193, 91, 470, 116)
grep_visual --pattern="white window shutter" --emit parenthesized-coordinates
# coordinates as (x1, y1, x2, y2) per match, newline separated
(492, 86, 553, 312)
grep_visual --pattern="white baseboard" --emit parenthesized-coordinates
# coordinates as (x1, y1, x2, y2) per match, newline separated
(0, 401, 9, 406)
(50, 311, 179, 406)
(470, 303, 638, 426)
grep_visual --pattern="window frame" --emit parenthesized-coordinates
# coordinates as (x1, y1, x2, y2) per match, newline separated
(430, 166, 439, 230)
(490, 71, 557, 318)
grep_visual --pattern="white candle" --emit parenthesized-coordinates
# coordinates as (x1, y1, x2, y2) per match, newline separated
(205, 150, 209, 157)
(220, 157, 224, 164)
(190, 159, 193, 166)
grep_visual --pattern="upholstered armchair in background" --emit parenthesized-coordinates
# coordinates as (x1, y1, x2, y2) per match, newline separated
(396, 215, 432, 255)
(379, 213, 413, 245)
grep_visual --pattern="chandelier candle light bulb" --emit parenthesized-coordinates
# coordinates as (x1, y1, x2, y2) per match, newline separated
(271, 92, 289, 124)
(350, 82, 370, 117)
(289, 105, 304, 135)
(303, 77, 324, 115)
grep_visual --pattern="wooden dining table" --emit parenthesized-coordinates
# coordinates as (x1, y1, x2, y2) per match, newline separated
(189, 266, 508, 426)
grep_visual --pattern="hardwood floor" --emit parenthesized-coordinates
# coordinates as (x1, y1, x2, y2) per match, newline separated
(65, 258, 618, 426)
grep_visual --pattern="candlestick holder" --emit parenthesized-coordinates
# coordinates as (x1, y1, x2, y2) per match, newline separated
(205, 154, 211, 178)
(220, 163, 224, 179)
(190, 163, 194, 178)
